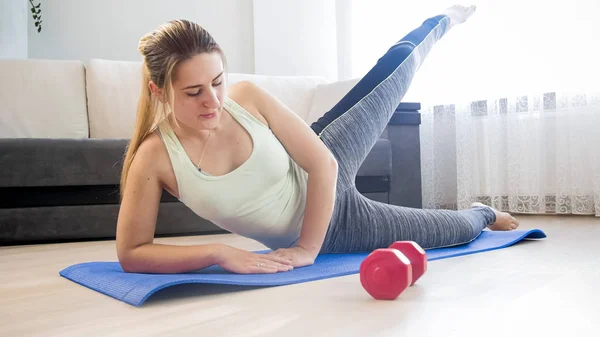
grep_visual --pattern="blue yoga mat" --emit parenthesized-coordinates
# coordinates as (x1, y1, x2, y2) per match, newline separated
(59, 229, 546, 307)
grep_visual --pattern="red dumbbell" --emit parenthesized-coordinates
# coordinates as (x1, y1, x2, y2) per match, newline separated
(388, 241, 427, 286)
(359, 241, 427, 300)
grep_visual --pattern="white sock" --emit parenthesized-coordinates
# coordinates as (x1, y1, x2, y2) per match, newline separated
(443, 5, 477, 27)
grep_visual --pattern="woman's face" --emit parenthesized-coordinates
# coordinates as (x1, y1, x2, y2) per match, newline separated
(171, 52, 226, 133)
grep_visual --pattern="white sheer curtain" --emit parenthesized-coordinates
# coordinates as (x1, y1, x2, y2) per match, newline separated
(421, 92, 600, 216)
(350, 0, 600, 216)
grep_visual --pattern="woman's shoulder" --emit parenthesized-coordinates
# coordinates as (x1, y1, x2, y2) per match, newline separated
(227, 81, 270, 127)
(132, 131, 179, 196)
(134, 129, 161, 154)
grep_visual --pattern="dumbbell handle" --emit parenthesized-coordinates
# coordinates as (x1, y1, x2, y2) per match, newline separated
(388, 241, 427, 285)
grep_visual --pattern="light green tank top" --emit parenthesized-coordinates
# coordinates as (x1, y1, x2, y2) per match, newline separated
(157, 96, 308, 249)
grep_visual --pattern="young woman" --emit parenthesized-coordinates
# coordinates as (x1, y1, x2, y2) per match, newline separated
(116, 4, 519, 275)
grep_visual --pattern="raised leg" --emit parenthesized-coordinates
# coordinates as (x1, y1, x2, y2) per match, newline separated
(312, 6, 476, 195)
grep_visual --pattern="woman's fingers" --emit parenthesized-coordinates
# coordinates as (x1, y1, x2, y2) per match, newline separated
(258, 257, 293, 272)
(248, 256, 293, 273)
(251, 265, 278, 274)
(236, 252, 294, 274)
(264, 253, 293, 265)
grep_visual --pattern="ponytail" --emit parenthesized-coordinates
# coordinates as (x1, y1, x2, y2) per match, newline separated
(119, 64, 159, 200)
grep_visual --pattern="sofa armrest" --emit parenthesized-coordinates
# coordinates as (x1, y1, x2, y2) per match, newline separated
(383, 102, 422, 208)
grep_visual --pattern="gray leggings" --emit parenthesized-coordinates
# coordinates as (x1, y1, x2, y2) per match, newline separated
(311, 13, 496, 253)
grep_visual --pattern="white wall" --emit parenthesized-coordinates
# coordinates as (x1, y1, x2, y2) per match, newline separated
(335, 0, 353, 81)
(0, 0, 28, 59)
(253, 0, 339, 81)
(27, 0, 255, 73)
(23, 0, 354, 80)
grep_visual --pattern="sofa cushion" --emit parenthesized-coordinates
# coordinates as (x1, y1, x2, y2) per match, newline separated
(0, 59, 89, 138)
(85, 59, 328, 139)
(306, 77, 360, 125)
(227, 74, 328, 122)
(0, 138, 127, 187)
(85, 59, 143, 139)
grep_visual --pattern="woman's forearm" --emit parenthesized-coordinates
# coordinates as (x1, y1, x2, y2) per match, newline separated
(296, 158, 338, 256)
(118, 242, 225, 274)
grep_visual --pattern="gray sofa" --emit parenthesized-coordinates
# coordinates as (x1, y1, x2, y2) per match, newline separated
(0, 59, 422, 245)
(0, 103, 421, 245)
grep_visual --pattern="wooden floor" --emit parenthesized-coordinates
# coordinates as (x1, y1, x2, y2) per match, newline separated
(1, 214, 599, 337)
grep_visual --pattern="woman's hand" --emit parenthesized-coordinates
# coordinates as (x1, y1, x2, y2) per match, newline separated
(267, 246, 316, 268)
(217, 245, 294, 274)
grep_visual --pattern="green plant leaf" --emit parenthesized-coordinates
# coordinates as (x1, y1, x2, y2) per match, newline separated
(31, 8, 36, 13)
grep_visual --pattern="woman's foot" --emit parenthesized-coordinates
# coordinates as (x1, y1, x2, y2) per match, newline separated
(443, 5, 477, 27)
(471, 202, 519, 231)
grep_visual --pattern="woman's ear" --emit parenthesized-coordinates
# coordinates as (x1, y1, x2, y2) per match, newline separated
(148, 81, 165, 103)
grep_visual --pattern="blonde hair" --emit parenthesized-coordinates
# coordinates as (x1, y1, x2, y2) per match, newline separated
(120, 19, 227, 199)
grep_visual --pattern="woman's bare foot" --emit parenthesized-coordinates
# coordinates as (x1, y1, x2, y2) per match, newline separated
(471, 202, 519, 231)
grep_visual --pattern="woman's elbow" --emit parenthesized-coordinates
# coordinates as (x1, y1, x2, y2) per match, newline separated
(320, 153, 338, 177)
(117, 250, 137, 273)
(116, 244, 146, 273)
(304, 150, 338, 178)
(327, 154, 338, 173)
